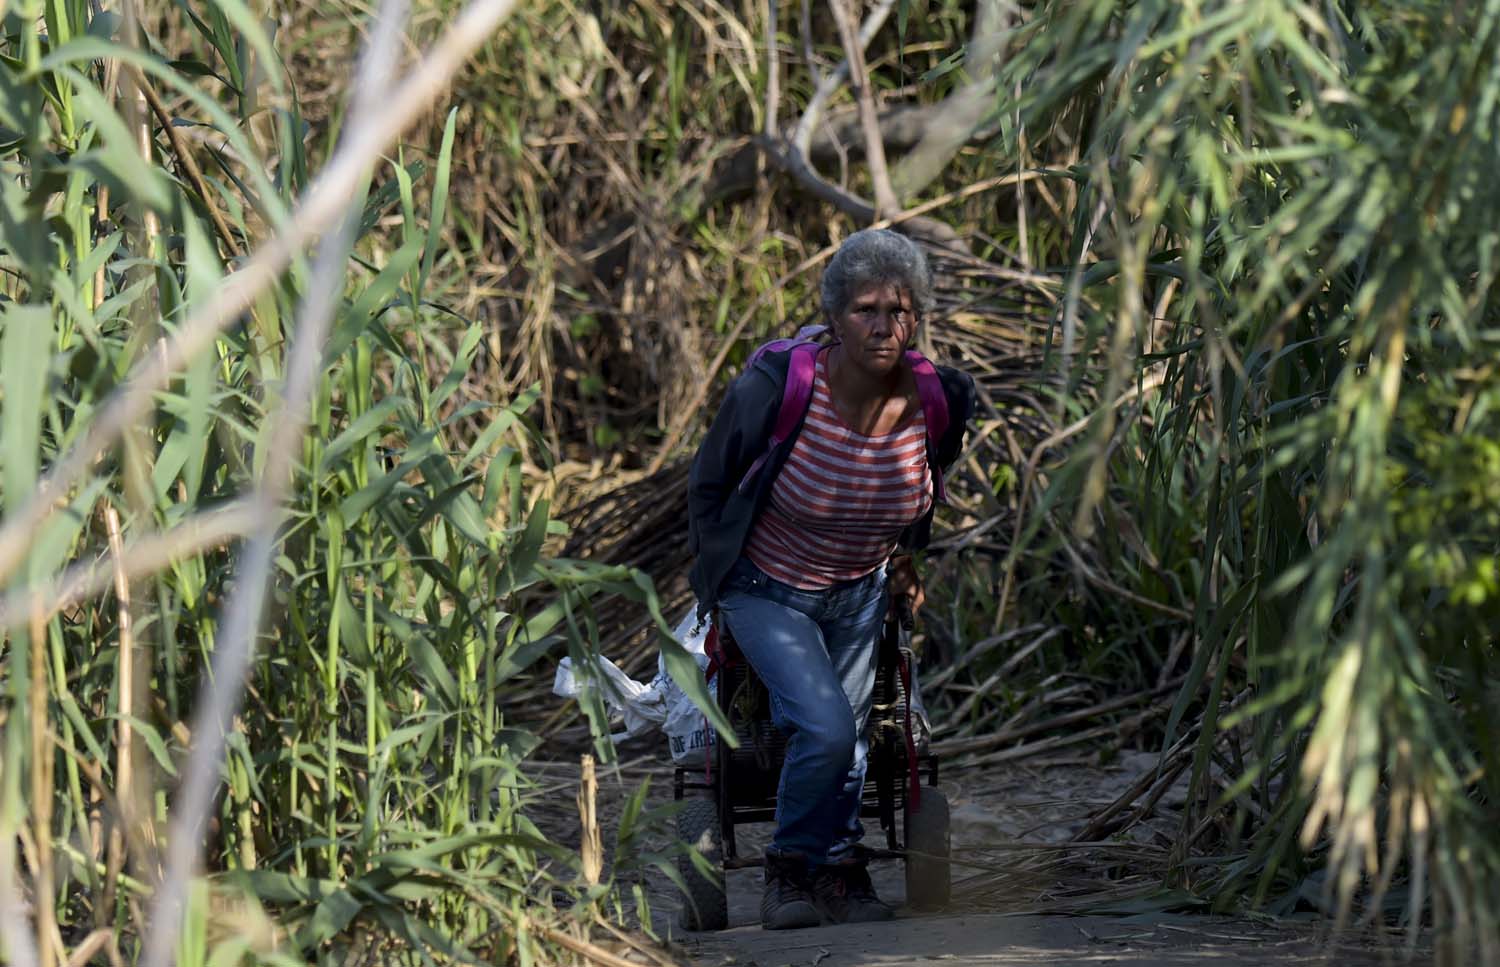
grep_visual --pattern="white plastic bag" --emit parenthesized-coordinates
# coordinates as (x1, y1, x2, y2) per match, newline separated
(552, 654, 669, 742)
(549, 602, 718, 761)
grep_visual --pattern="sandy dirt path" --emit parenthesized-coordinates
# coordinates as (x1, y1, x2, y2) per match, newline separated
(680, 911, 1413, 966)
(672, 839, 1416, 966)
(528, 745, 1429, 967)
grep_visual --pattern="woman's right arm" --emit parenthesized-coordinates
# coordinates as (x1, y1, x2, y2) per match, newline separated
(687, 368, 777, 554)
(689, 377, 751, 550)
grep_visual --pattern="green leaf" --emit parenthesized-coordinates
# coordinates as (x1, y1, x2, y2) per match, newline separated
(30, 480, 106, 578)
(217, 870, 338, 904)
(430, 322, 481, 413)
(2, 304, 53, 515)
(115, 714, 179, 777)
(418, 107, 458, 298)
(463, 385, 540, 470)
(406, 633, 458, 709)
(498, 497, 551, 596)
(337, 430, 440, 521)
(317, 397, 409, 473)
(657, 628, 734, 746)
(494, 632, 561, 685)
(206, 0, 284, 96)
(297, 886, 366, 947)
(418, 473, 489, 546)
(480, 446, 517, 516)
(64, 72, 176, 213)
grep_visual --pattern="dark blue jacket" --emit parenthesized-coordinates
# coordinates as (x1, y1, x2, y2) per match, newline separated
(687, 348, 977, 614)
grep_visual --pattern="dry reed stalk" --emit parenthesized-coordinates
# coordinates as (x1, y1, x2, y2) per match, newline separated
(762, 0, 778, 137)
(577, 755, 602, 886)
(129, 72, 161, 260)
(0, 830, 40, 967)
(92, 183, 110, 309)
(131, 65, 242, 256)
(937, 676, 1187, 759)
(1071, 729, 1200, 843)
(100, 508, 135, 931)
(0, 502, 258, 632)
(29, 605, 56, 967)
(0, 606, 39, 965)
(966, 705, 1169, 768)
(537, 924, 644, 967)
(996, 368, 1171, 625)
(827, 0, 898, 216)
(591, 919, 677, 967)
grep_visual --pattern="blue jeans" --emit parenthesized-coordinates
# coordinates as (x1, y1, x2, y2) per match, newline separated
(717, 557, 888, 864)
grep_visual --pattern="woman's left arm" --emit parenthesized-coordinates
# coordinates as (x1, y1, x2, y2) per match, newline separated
(888, 553, 925, 615)
(890, 368, 976, 614)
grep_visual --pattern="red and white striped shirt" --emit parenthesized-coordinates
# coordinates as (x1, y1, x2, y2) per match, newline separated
(744, 351, 932, 590)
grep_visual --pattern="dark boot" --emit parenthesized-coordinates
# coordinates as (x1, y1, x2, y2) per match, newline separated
(761, 851, 821, 930)
(812, 859, 895, 923)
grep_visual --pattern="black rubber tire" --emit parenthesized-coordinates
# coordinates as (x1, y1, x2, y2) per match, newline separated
(904, 786, 951, 911)
(676, 798, 729, 931)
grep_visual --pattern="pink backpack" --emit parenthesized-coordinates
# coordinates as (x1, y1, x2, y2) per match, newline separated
(736, 325, 952, 501)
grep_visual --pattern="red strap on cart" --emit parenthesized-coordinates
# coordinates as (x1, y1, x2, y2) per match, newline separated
(703, 623, 720, 783)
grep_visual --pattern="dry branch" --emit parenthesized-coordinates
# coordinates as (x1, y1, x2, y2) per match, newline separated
(753, 135, 965, 248)
(133, 66, 242, 256)
(966, 704, 1167, 767)
(944, 676, 1190, 762)
(827, 0, 899, 216)
(890, 0, 1011, 202)
(537, 925, 649, 967)
(0, 502, 257, 632)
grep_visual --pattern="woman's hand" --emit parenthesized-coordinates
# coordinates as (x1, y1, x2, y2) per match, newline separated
(888, 554, 924, 617)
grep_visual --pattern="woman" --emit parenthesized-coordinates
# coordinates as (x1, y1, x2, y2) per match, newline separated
(687, 229, 976, 929)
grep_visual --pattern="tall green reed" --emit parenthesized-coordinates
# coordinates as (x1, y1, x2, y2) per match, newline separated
(995, 0, 1500, 956)
(0, 0, 711, 962)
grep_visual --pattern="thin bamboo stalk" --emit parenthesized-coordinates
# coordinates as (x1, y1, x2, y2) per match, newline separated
(29, 606, 56, 967)
(100, 508, 132, 936)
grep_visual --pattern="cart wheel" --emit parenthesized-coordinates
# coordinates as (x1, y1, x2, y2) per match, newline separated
(676, 798, 729, 931)
(904, 786, 951, 911)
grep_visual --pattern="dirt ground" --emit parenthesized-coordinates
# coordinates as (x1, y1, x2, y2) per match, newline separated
(681, 912, 1416, 967)
(525, 741, 1431, 967)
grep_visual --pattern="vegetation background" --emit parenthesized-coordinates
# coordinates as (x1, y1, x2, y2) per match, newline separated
(1, 0, 1497, 964)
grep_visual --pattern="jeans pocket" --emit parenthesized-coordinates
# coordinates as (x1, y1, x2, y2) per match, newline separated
(722, 557, 762, 594)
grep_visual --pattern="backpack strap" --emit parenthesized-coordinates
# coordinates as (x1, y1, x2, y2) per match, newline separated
(737, 342, 952, 502)
(736, 342, 820, 493)
(746, 324, 829, 367)
(905, 350, 951, 504)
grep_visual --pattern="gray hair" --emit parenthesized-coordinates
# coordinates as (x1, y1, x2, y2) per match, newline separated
(819, 229, 936, 320)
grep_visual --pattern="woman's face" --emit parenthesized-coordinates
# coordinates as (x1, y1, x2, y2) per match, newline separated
(833, 282, 917, 378)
